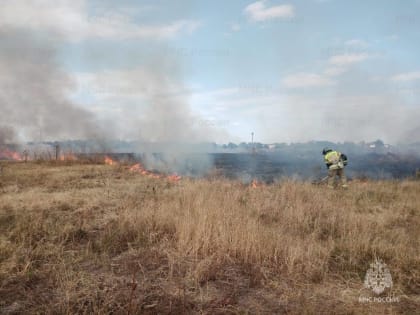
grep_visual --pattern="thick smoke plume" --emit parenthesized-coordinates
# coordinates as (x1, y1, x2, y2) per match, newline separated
(130, 57, 219, 173)
(0, 126, 15, 145)
(0, 30, 100, 143)
(81, 54, 226, 173)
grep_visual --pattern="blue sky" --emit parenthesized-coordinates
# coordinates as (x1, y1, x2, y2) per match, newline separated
(1, 0, 420, 143)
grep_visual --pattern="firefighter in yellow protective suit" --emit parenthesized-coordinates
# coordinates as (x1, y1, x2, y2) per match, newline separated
(322, 148, 348, 188)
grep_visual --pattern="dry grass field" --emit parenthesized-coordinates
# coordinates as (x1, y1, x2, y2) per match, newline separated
(0, 161, 419, 314)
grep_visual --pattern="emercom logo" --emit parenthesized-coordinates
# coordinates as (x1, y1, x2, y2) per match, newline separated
(358, 259, 400, 304)
(364, 259, 393, 294)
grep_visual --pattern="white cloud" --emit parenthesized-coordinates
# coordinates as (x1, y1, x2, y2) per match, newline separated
(0, 0, 200, 41)
(244, 1, 294, 22)
(344, 39, 368, 47)
(282, 73, 334, 88)
(324, 67, 347, 77)
(328, 53, 370, 66)
(391, 71, 420, 82)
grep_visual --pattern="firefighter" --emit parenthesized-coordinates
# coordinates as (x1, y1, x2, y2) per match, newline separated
(322, 148, 348, 188)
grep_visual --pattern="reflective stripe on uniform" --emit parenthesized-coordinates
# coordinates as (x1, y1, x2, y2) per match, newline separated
(325, 151, 343, 169)
(325, 151, 340, 164)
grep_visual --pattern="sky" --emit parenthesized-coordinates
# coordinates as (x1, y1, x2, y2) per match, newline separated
(1, 0, 420, 144)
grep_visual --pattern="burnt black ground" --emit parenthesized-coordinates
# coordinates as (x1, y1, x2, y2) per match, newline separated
(210, 152, 420, 182)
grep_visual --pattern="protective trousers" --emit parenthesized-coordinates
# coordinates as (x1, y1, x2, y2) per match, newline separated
(328, 168, 347, 187)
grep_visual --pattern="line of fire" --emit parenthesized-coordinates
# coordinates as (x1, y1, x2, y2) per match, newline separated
(1, 140, 420, 186)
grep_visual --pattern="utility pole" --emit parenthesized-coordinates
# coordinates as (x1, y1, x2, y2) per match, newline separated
(251, 132, 255, 154)
(54, 143, 60, 161)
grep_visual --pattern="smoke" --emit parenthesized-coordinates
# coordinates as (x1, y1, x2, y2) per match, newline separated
(0, 30, 101, 143)
(81, 53, 227, 144)
(0, 126, 16, 145)
(113, 57, 221, 173)
(0, 0, 225, 150)
(260, 67, 420, 144)
(326, 68, 420, 144)
(276, 94, 419, 144)
(0, 1, 225, 176)
(137, 63, 224, 143)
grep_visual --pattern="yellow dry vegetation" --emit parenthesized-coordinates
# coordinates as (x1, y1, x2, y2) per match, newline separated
(0, 161, 419, 314)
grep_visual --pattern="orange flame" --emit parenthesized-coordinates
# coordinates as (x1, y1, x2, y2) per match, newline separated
(59, 153, 77, 161)
(0, 148, 22, 161)
(167, 174, 182, 182)
(129, 162, 181, 182)
(104, 156, 117, 165)
(251, 179, 262, 188)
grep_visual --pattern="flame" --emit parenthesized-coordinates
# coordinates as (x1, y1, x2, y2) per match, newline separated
(129, 162, 181, 182)
(0, 148, 22, 161)
(251, 179, 262, 188)
(59, 153, 77, 161)
(104, 156, 117, 165)
(167, 174, 182, 182)
(129, 163, 162, 178)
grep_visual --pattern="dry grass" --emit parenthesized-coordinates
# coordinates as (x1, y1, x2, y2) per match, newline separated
(0, 161, 419, 314)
